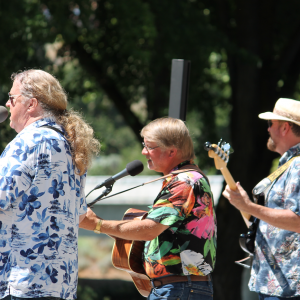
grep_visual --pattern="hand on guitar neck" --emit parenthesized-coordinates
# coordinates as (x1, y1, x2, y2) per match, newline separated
(204, 141, 252, 228)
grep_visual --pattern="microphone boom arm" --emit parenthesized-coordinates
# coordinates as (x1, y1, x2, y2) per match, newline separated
(87, 186, 113, 208)
(86, 168, 197, 207)
(87, 173, 177, 206)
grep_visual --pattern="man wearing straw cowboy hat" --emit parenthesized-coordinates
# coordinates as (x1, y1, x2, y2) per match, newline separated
(223, 98, 300, 299)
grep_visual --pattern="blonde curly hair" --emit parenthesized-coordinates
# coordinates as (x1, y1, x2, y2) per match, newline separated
(12, 69, 100, 175)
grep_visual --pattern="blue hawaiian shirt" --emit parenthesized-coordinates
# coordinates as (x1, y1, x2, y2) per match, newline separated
(249, 143, 300, 297)
(0, 118, 87, 299)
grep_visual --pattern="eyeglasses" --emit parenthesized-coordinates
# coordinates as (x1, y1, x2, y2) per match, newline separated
(268, 120, 273, 128)
(142, 142, 159, 152)
(8, 93, 22, 105)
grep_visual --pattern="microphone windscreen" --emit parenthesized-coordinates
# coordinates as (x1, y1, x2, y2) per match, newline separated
(126, 160, 144, 176)
(0, 106, 8, 123)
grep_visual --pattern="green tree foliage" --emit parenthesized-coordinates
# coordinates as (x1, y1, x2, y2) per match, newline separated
(41, 0, 231, 168)
(0, 0, 54, 152)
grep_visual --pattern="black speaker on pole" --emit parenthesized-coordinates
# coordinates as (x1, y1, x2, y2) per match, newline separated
(168, 59, 191, 121)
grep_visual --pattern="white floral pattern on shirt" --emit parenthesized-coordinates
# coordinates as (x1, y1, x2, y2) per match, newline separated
(249, 143, 300, 297)
(0, 118, 87, 299)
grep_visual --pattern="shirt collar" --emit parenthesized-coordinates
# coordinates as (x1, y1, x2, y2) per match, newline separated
(170, 160, 194, 172)
(18, 117, 62, 136)
(279, 143, 300, 166)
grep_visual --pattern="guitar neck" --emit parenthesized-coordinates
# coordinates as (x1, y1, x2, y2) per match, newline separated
(219, 167, 236, 190)
(219, 167, 252, 228)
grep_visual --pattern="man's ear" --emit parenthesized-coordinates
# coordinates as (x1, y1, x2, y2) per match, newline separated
(28, 98, 39, 111)
(169, 147, 178, 158)
(281, 121, 291, 137)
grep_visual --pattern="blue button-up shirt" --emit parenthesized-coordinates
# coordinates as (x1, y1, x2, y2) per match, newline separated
(0, 118, 87, 299)
(249, 143, 300, 297)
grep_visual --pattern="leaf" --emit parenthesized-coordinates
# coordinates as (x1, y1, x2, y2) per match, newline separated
(180, 240, 190, 252)
(38, 244, 46, 254)
(199, 177, 211, 194)
(162, 257, 181, 266)
(204, 239, 211, 257)
(18, 275, 30, 284)
(146, 238, 159, 257)
(149, 241, 173, 261)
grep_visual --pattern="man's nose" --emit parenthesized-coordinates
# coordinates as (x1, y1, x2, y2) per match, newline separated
(141, 147, 148, 155)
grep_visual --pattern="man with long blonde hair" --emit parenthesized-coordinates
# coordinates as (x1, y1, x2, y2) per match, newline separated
(0, 69, 100, 300)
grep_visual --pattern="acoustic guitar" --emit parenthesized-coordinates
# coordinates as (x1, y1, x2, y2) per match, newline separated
(111, 208, 152, 297)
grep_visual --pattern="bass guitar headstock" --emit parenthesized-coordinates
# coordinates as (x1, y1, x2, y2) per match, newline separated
(204, 139, 234, 170)
(205, 139, 252, 230)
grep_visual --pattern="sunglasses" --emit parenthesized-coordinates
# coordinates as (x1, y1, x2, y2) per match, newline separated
(268, 120, 273, 128)
(8, 93, 22, 105)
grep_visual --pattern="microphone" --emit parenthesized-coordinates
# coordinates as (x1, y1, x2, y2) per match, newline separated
(86, 160, 144, 197)
(0, 106, 8, 123)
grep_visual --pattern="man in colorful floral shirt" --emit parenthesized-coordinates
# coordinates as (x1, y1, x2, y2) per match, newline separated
(0, 70, 100, 300)
(80, 117, 217, 300)
(223, 98, 300, 300)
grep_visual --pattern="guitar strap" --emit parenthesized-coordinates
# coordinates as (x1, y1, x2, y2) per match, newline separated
(173, 164, 210, 185)
(142, 165, 210, 186)
(40, 125, 65, 137)
(252, 155, 299, 200)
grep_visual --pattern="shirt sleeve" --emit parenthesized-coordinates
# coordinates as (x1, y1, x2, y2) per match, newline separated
(0, 146, 34, 210)
(79, 173, 87, 215)
(284, 160, 300, 216)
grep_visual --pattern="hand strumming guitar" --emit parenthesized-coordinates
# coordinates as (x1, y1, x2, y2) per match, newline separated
(222, 182, 254, 214)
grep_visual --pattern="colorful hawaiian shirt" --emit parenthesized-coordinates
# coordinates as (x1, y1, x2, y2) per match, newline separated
(249, 143, 300, 297)
(0, 117, 87, 299)
(143, 161, 217, 278)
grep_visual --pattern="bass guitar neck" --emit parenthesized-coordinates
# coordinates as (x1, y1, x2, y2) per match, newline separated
(205, 141, 252, 228)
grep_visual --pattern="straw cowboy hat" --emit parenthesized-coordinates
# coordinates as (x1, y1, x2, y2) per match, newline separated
(259, 98, 300, 126)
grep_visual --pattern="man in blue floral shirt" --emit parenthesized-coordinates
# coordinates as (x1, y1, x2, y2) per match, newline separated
(223, 98, 300, 300)
(0, 70, 100, 300)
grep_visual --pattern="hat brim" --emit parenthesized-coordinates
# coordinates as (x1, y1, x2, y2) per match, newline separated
(259, 112, 300, 126)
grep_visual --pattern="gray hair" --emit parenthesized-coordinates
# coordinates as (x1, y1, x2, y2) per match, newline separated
(141, 117, 195, 161)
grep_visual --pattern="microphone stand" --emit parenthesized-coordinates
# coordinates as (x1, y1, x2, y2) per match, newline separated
(87, 185, 113, 208)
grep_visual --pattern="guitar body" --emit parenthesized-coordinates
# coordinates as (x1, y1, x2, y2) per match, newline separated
(111, 208, 152, 297)
(239, 193, 265, 254)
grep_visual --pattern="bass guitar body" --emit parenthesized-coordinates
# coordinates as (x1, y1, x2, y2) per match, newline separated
(111, 208, 152, 297)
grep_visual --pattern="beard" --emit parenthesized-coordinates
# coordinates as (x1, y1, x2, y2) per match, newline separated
(267, 136, 276, 152)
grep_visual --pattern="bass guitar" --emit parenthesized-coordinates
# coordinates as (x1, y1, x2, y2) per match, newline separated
(111, 208, 151, 297)
(204, 141, 252, 227)
(204, 141, 261, 261)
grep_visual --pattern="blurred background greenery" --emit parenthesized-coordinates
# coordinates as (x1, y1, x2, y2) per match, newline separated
(0, 0, 232, 176)
(2, 1, 300, 299)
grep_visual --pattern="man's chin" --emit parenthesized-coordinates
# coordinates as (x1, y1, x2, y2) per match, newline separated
(267, 137, 276, 152)
(147, 160, 153, 170)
